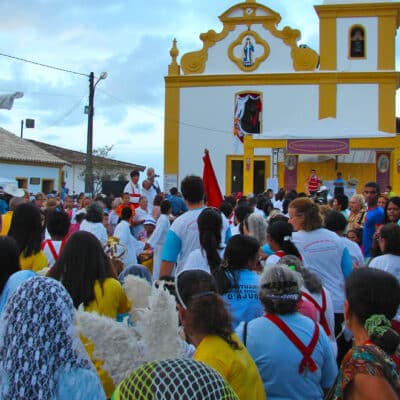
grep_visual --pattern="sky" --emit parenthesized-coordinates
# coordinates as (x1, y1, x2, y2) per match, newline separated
(0, 0, 399, 188)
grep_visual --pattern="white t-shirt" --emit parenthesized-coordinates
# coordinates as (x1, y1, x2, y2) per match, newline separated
(80, 220, 108, 247)
(161, 207, 205, 275)
(123, 181, 141, 204)
(265, 254, 280, 265)
(292, 228, 346, 313)
(42, 240, 63, 268)
(369, 254, 400, 321)
(182, 246, 225, 274)
(114, 220, 145, 268)
(133, 207, 150, 239)
(302, 287, 337, 356)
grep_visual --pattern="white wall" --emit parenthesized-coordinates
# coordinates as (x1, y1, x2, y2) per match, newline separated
(337, 17, 378, 71)
(0, 163, 60, 194)
(203, 24, 298, 75)
(337, 84, 379, 128)
(179, 84, 319, 191)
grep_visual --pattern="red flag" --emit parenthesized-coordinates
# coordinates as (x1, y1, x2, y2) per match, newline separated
(202, 149, 223, 208)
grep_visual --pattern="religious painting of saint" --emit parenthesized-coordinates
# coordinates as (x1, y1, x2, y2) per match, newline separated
(233, 92, 262, 142)
(242, 37, 255, 67)
(377, 154, 389, 174)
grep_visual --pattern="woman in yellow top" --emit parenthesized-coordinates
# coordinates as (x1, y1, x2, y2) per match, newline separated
(48, 230, 131, 319)
(176, 269, 266, 400)
(49, 230, 131, 397)
(8, 202, 47, 272)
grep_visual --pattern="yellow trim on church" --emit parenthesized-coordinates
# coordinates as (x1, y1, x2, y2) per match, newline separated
(164, 1, 400, 194)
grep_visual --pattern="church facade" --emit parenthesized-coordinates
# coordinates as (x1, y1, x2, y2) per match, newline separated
(164, 0, 400, 195)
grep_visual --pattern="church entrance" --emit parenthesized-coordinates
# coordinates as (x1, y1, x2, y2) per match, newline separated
(227, 156, 270, 195)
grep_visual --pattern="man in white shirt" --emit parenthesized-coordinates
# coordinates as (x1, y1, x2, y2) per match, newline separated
(141, 167, 161, 214)
(132, 196, 151, 239)
(123, 170, 141, 207)
(160, 175, 206, 277)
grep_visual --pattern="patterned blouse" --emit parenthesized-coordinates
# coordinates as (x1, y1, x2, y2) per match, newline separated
(334, 343, 400, 399)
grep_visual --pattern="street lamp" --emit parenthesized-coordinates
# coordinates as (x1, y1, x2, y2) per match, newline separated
(85, 71, 107, 195)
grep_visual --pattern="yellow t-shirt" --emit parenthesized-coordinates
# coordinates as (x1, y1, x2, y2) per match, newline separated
(20, 250, 48, 272)
(194, 334, 266, 400)
(85, 278, 131, 319)
(0, 211, 13, 236)
(81, 334, 115, 398)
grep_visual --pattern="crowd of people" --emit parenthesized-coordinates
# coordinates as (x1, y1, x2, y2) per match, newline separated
(0, 167, 399, 399)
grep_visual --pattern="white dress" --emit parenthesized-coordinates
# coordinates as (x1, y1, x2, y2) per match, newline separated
(148, 214, 170, 279)
(114, 220, 145, 268)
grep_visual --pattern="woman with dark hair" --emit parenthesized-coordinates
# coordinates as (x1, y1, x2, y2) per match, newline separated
(385, 196, 400, 224)
(265, 220, 301, 265)
(333, 193, 349, 220)
(80, 201, 108, 247)
(8, 202, 48, 271)
(114, 207, 145, 269)
(369, 223, 400, 331)
(183, 207, 225, 275)
(176, 269, 265, 400)
(217, 234, 264, 327)
(334, 268, 400, 399)
(289, 197, 352, 362)
(42, 208, 71, 267)
(236, 264, 337, 399)
(48, 231, 131, 319)
(0, 236, 20, 293)
(0, 236, 36, 313)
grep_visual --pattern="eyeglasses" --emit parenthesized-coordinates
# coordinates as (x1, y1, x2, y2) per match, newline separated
(363, 190, 377, 194)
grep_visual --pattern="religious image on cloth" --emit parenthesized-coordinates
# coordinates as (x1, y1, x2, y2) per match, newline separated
(233, 92, 262, 142)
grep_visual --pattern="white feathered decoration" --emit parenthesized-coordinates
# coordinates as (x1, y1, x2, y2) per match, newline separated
(122, 275, 151, 322)
(75, 280, 184, 387)
(137, 281, 182, 361)
(75, 310, 144, 385)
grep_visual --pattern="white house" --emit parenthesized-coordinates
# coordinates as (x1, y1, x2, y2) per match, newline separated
(0, 127, 67, 194)
(29, 139, 145, 196)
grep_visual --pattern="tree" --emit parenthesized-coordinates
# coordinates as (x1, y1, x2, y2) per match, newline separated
(81, 145, 128, 195)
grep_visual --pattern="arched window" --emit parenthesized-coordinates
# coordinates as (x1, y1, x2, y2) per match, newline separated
(349, 25, 365, 58)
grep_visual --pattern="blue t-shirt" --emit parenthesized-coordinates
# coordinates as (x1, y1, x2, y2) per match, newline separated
(236, 313, 337, 400)
(222, 269, 263, 328)
(362, 206, 384, 258)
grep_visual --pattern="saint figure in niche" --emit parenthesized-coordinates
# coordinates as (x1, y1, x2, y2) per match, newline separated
(350, 27, 365, 58)
(242, 37, 255, 67)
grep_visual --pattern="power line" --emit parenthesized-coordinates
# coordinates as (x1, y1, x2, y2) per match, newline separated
(98, 88, 233, 135)
(44, 95, 86, 129)
(0, 52, 89, 77)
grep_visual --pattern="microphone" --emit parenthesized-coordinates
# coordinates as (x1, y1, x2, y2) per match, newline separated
(154, 174, 160, 178)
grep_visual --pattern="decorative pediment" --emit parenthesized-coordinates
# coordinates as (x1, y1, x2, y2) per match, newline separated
(180, 0, 319, 75)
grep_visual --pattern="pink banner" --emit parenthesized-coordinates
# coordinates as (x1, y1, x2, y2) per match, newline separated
(287, 139, 350, 155)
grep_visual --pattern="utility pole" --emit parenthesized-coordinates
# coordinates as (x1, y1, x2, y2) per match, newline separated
(85, 72, 95, 195)
(84, 71, 107, 196)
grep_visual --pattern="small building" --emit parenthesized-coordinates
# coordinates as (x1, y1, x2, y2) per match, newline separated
(28, 140, 145, 196)
(164, 0, 400, 195)
(0, 127, 67, 194)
